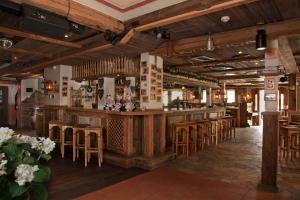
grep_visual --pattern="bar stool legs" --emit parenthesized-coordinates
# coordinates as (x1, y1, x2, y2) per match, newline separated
(84, 127, 103, 167)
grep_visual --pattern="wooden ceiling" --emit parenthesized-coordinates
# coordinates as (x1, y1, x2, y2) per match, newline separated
(0, 0, 299, 86)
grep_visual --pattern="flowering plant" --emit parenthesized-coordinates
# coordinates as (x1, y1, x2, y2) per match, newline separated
(0, 127, 55, 200)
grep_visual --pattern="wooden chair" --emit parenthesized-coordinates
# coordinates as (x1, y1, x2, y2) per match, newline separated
(172, 122, 190, 157)
(84, 126, 103, 167)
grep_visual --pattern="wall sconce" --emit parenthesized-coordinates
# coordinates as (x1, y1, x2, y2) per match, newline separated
(44, 80, 54, 91)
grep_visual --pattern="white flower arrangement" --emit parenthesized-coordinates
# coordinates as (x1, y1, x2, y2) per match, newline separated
(0, 153, 7, 176)
(15, 164, 39, 186)
(0, 127, 55, 200)
(0, 127, 14, 146)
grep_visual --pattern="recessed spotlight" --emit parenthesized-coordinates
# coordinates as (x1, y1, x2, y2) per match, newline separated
(238, 51, 243, 54)
(221, 15, 230, 23)
(182, 86, 185, 90)
(255, 62, 259, 65)
(225, 73, 236, 76)
(64, 33, 70, 38)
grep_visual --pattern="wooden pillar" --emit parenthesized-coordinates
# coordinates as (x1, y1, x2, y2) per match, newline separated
(143, 115, 154, 157)
(288, 73, 296, 111)
(259, 112, 279, 191)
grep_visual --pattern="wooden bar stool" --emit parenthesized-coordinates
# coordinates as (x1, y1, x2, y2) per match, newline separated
(291, 131, 300, 160)
(172, 122, 190, 157)
(196, 120, 209, 150)
(188, 122, 197, 153)
(279, 128, 288, 159)
(72, 124, 90, 162)
(61, 124, 74, 158)
(208, 119, 219, 145)
(84, 126, 103, 167)
(48, 120, 63, 144)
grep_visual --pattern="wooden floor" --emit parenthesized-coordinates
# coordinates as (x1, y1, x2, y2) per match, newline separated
(75, 168, 288, 200)
(47, 151, 146, 200)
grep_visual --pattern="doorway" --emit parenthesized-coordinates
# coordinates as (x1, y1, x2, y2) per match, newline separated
(0, 86, 8, 127)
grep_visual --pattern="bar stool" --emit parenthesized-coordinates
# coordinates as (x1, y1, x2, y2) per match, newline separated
(61, 123, 74, 158)
(279, 128, 288, 159)
(291, 131, 300, 160)
(72, 124, 90, 162)
(196, 120, 209, 150)
(84, 126, 103, 167)
(48, 120, 63, 144)
(188, 122, 197, 153)
(172, 122, 190, 157)
(208, 118, 219, 145)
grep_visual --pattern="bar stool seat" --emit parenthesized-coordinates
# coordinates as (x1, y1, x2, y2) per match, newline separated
(84, 126, 103, 167)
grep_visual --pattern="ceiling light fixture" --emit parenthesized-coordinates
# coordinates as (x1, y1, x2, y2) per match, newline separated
(225, 73, 236, 76)
(0, 38, 13, 49)
(221, 15, 230, 23)
(207, 32, 214, 51)
(256, 29, 267, 51)
(154, 28, 170, 40)
(238, 51, 243, 54)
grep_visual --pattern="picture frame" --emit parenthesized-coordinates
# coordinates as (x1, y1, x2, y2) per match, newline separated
(265, 78, 275, 90)
(264, 93, 277, 101)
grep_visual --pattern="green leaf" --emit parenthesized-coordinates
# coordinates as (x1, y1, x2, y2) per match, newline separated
(3, 143, 22, 159)
(8, 181, 29, 198)
(40, 154, 52, 161)
(33, 166, 51, 183)
(22, 156, 36, 165)
(30, 183, 48, 200)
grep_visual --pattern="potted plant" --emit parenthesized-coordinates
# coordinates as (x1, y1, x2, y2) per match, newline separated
(0, 127, 55, 200)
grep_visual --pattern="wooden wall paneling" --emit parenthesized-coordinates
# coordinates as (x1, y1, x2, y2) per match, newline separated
(125, 116, 134, 156)
(159, 114, 166, 154)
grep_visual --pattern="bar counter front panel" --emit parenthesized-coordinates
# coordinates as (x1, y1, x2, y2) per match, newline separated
(38, 106, 225, 169)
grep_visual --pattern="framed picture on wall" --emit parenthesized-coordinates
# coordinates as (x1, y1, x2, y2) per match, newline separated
(265, 93, 277, 101)
(265, 78, 275, 90)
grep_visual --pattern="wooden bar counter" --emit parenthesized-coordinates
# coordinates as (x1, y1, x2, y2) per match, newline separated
(38, 106, 225, 169)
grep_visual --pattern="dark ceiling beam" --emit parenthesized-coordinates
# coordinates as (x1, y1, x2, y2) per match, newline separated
(1, 47, 52, 58)
(154, 18, 300, 56)
(11, 0, 124, 33)
(120, 0, 258, 44)
(200, 66, 265, 74)
(217, 74, 261, 80)
(175, 56, 265, 70)
(0, 26, 82, 48)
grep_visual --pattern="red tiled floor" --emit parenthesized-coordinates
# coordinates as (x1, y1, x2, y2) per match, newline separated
(75, 168, 288, 200)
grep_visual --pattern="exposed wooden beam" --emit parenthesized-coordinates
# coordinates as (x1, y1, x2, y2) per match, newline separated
(278, 36, 299, 74)
(0, 26, 82, 48)
(18, 44, 113, 72)
(12, 0, 124, 33)
(154, 19, 300, 56)
(200, 66, 265, 74)
(121, 0, 258, 43)
(175, 56, 265, 70)
(1, 48, 52, 58)
(217, 74, 261, 80)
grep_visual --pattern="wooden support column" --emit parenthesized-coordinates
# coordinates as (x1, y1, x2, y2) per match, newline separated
(288, 74, 296, 111)
(259, 112, 279, 191)
(159, 114, 166, 154)
(143, 115, 154, 157)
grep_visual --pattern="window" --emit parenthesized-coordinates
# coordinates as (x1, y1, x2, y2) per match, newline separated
(226, 89, 236, 103)
(201, 90, 206, 103)
(163, 91, 168, 106)
(280, 93, 284, 110)
(254, 94, 258, 111)
(171, 90, 183, 101)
